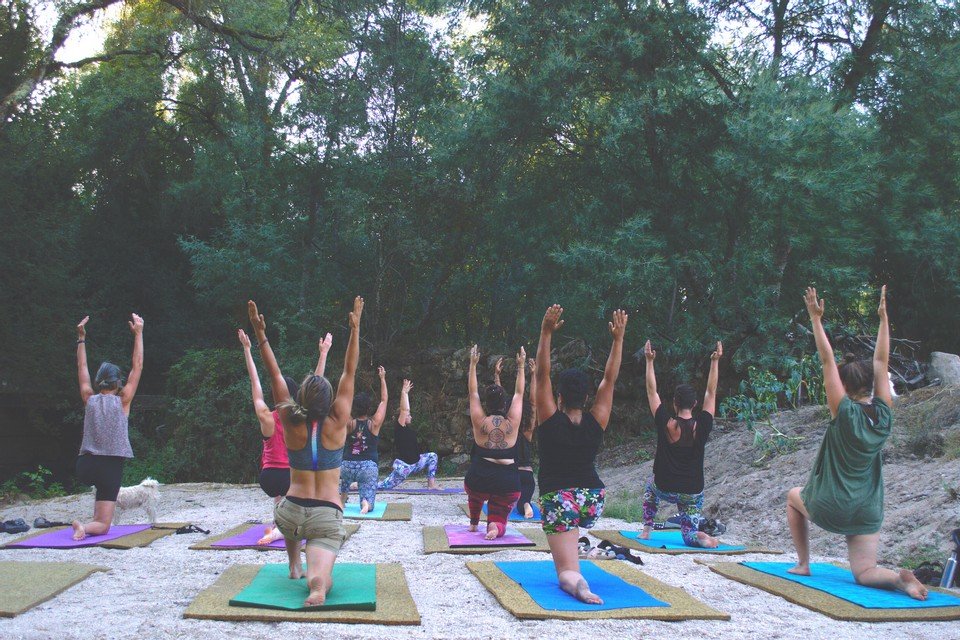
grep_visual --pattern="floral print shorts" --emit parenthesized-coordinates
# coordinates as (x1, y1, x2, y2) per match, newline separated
(539, 488, 606, 535)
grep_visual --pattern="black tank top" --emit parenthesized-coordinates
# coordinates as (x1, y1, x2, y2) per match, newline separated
(515, 433, 532, 466)
(343, 418, 379, 462)
(537, 410, 604, 493)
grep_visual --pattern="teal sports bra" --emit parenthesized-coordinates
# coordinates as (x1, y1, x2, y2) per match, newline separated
(287, 420, 343, 471)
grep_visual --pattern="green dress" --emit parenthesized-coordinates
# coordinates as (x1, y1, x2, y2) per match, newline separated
(801, 396, 892, 536)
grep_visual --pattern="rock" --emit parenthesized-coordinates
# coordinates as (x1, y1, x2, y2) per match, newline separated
(929, 352, 960, 386)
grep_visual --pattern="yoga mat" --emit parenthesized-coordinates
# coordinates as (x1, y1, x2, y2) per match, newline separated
(445, 524, 535, 548)
(0, 561, 108, 617)
(592, 529, 781, 556)
(458, 502, 542, 522)
(184, 563, 420, 625)
(706, 560, 960, 622)
(742, 562, 960, 609)
(423, 526, 550, 555)
(2, 523, 188, 550)
(468, 559, 729, 621)
(378, 487, 464, 495)
(229, 563, 376, 611)
(344, 502, 412, 521)
(190, 523, 359, 551)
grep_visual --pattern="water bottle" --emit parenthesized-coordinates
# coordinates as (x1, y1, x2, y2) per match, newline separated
(940, 528, 960, 589)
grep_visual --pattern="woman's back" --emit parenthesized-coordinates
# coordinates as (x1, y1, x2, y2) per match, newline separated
(81, 393, 133, 458)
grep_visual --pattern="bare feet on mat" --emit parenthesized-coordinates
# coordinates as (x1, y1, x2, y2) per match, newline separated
(257, 525, 284, 545)
(427, 478, 439, 489)
(787, 563, 811, 576)
(469, 524, 478, 532)
(696, 532, 719, 548)
(485, 522, 498, 540)
(523, 503, 534, 519)
(897, 569, 929, 600)
(289, 562, 304, 580)
(305, 576, 328, 606)
(563, 577, 603, 605)
(360, 499, 370, 515)
(71, 520, 86, 541)
(639, 526, 651, 540)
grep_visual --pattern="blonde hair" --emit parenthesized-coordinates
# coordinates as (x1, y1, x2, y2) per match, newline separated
(278, 374, 333, 423)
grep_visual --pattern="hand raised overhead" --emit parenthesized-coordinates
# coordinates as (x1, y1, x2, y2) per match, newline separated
(711, 341, 723, 361)
(349, 296, 364, 329)
(247, 300, 266, 334)
(644, 339, 656, 362)
(238, 329, 252, 349)
(495, 357, 503, 377)
(378, 365, 386, 379)
(77, 316, 89, 340)
(319, 332, 332, 354)
(516, 346, 526, 369)
(129, 313, 144, 335)
(527, 358, 536, 375)
(402, 379, 413, 394)
(877, 285, 888, 320)
(804, 287, 824, 320)
(608, 309, 628, 340)
(541, 304, 564, 334)
(469, 344, 480, 366)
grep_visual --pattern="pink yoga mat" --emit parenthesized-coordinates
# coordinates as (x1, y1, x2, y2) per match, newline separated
(444, 524, 535, 548)
(3, 524, 152, 549)
(211, 524, 301, 550)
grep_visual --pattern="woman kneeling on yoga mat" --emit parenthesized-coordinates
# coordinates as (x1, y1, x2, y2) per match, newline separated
(534, 305, 627, 605)
(640, 339, 722, 548)
(787, 286, 926, 600)
(238, 329, 332, 545)
(250, 296, 363, 606)
(339, 366, 387, 514)
(496, 357, 538, 519)
(72, 313, 144, 540)
(465, 344, 526, 539)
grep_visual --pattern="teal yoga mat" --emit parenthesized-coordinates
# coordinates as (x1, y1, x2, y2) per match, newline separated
(343, 502, 387, 519)
(494, 560, 669, 611)
(742, 562, 960, 609)
(482, 502, 542, 521)
(619, 529, 745, 552)
(229, 563, 377, 611)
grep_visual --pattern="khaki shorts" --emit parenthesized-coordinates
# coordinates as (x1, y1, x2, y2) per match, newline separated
(274, 498, 346, 554)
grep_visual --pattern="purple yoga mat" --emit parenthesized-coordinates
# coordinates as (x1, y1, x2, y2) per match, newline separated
(211, 524, 299, 550)
(444, 524, 535, 548)
(4, 524, 152, 549)
(380, 487, 464, 495)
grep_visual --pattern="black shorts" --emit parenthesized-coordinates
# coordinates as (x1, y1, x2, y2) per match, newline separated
(259, 467, 290, 498)
(465, 457, 520, 495)
(76, 454, 126, 502)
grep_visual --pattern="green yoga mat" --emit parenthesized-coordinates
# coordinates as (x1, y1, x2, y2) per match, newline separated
(229, 563, 377, 611)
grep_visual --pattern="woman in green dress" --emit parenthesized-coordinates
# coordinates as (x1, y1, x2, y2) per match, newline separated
(786, 285, 927, 600)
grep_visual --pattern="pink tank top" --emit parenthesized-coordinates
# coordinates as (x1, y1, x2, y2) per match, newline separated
(261, 411, 289, 469)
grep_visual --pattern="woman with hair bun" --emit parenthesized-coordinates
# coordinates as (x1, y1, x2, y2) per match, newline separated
(249, 296, 363, 607)
(465, 345, 526, 539)
(72, 313, 144, 540)
(640, 338, 723, 548)
(785, 286, 927, 600)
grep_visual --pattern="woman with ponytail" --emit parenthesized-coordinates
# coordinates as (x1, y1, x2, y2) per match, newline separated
(785, 286, 927, 600)
(641, 339, 722, 548)
(71, 313, 144, 540)
(248, 296, 363, 607)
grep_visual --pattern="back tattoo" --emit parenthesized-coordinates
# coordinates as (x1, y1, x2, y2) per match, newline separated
(481, 415, 513, 449)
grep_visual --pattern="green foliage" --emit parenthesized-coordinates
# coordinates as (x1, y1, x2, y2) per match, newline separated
(0, 466, 66, 501)
(721, 366, 803, 464)
(600, 489, 645, 524)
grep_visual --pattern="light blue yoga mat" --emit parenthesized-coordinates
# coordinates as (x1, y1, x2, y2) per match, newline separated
(620, 529, 746, 552)
(742, 562, 960, 609)
(343, 502, 387, 519)
(482, 502, 542, 522)
(494, 560, 669, 611)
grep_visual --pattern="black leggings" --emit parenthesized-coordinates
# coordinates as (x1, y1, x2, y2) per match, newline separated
(259, 467, 290, 498)
(518, 469, 536, 511)
(76, 454, 125, 502)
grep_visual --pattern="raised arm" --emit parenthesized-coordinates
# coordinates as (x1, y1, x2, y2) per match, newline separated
(120, 313, 144, 412)
(468, 345, 485, 430)
(702, 341, 722, 415)
(527, 358, 538, 430)
(535, 305, 562, 420)
(371, 365, 388, 433)
(248, 300, 290, 406)
(76, 316, 94, 404)
(873, 285, 893, 407)
(329, 297, 363, 425)
(644, 340, 661, 417)
(398, 379, 413, 424)
(494, 357, 503, 387)
(805, 287, 844, 418)
(506, 347, 527, 427)
(315, 332, 332, 377)
(592, 309, 627, 429)
(239, 329, 275, 437)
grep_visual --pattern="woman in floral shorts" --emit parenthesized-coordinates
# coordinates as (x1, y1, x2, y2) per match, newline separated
(533, 305, 627, 605)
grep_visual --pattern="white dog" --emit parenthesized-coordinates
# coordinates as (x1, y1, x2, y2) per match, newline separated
(112, 477, 160, 523)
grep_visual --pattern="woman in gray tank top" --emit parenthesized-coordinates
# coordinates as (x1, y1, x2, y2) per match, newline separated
(72, 313, 144, 540)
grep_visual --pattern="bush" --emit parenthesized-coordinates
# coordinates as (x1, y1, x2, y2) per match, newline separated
(0, 466, 67, 501)
(601, 488, 645, 523)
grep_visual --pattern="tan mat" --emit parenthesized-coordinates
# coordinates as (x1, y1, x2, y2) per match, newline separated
(467, 560, 729, 621)
(704, 560, 960, 622)
(0, 561, 108, 617)
(422, 526, 550, 555)
(2, 523, 190, 550)
(190, 523, 359, 551)
(591, 530, 782, 556)
(184, 562, 420, 625)
(457, 503, 542, 523)
(344, 503, 412, 521)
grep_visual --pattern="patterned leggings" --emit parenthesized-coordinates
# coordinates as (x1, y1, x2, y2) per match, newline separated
(339, 460, 379, 507)
(464, 485, 520, 538)
(376, 453, 439, 490)
(642, 476, 705, 547)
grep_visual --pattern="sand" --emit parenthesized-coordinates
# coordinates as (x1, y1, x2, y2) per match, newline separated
(0, 482, 947, 639)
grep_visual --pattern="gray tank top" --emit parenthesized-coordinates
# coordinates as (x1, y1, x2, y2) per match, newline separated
(80, 393, 134, 458)
(288, 420, 343, 471)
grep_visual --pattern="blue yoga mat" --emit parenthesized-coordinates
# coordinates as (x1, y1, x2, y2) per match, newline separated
(742, 562, 960, 609)
(343, 502, 387, 518)
(494, 560, 669, 611)
(481, 502, 542, 522)
(620, 529, 746, 552)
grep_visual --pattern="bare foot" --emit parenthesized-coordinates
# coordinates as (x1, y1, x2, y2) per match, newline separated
(360, 499, 370, 515)
(639, 526, 652, 540)
(427, 479, 439, 490)
(468, 524, 478, 532)
(71, 521, 86, 541)
(305, 576, 327, 606)
(696, 532, 719, 548)
(257, 525, 284, 545)
(523, 503, 534, 519)
(485, 523, 498, 540)
(787, 563, 811, 576)
(289, 562, 304, 580)
(897, 569, 929, 601)
(562, 578, 603, 605)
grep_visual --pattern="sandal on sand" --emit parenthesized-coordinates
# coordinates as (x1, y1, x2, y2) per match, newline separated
(577, 537, 592, 558)
(174, 524, 210, 535)
(33, 517, 69, 529)
(2, 519, 29, 534)
(598, 540, 644, 565)
(586, 547, 616, 560)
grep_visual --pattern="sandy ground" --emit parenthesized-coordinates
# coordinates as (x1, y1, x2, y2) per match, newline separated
(0, 479, 948, 640)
